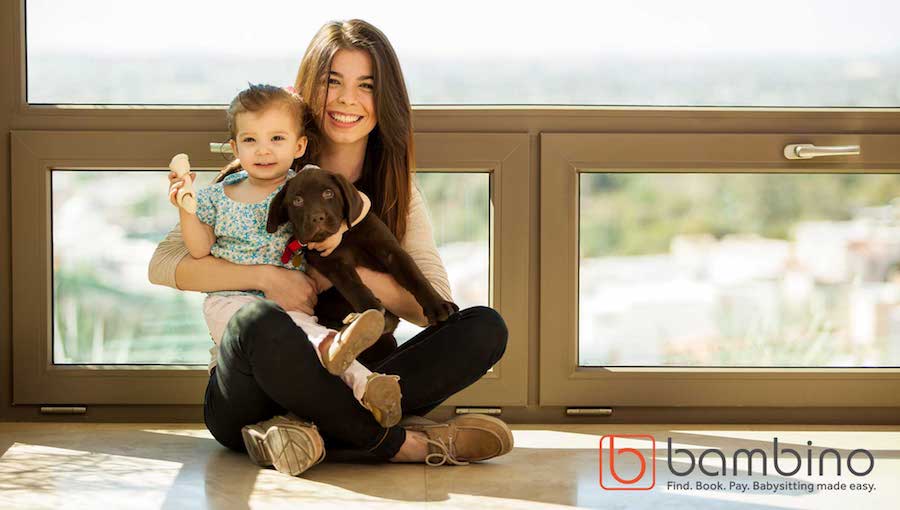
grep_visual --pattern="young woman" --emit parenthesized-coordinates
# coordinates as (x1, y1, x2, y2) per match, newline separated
(173, 83, 401, 429)
(149, 19, 512, 476)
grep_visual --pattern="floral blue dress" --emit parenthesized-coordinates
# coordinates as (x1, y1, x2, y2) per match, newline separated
(194, 169, 305, 297)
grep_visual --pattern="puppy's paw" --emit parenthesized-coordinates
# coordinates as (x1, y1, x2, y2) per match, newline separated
(423, 300, 459, 325)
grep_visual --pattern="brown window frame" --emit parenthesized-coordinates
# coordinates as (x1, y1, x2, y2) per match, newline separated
(4, 0, 900, 422)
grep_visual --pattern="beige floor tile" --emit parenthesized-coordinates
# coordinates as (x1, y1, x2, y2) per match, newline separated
(0, 423, 427, 509)
(1, 423, 898, 509)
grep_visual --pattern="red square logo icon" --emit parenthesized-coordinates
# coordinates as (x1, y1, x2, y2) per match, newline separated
(599, 434, 656, 490)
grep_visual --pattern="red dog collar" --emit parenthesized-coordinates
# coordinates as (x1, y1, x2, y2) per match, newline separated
(280, 236, 307, 265)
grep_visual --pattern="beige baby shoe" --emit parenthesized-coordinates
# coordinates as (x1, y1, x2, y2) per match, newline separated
(361, 373, 402, 427)
(323, 309, 385, 375)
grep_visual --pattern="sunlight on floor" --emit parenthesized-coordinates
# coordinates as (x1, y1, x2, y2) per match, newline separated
(1, 423, 897, 509)
(141, 428, 214, 439)
(0, 442, 182, 509)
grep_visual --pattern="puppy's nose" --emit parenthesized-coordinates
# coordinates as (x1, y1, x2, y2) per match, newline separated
(311, 212, 326, 224)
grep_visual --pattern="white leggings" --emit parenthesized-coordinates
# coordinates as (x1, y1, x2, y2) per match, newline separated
(202, 294, 373, 401)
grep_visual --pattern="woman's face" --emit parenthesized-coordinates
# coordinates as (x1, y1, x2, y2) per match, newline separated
(319, 49, 378, 147)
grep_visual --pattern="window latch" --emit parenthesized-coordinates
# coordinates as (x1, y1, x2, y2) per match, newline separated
(209, 142, 233, 154)
(784, 143, 860, 160)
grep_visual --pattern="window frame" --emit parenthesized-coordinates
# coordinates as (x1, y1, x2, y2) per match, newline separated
(10, 130, 529, 406)
(5, 0, 900, 421)
(540, 133, 900, 408)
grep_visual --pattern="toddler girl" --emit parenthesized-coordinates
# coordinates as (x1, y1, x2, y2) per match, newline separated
(170, 83, 401, 427)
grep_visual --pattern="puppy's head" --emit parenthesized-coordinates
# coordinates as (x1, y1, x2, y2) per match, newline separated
(266, 165, 363, 243)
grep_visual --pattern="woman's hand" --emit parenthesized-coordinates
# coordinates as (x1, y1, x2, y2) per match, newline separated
(259, 265, 319, 315)
(168, 170, 197, 208)
(306, 266, 334, 293)
(306, 221, 349, 257)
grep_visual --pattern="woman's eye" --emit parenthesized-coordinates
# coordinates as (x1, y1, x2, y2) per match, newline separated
(328, 78, 340, 86)
(361, 82, 374, 90)
(292, 197, 304, 207)
(322, 189, 334, 199)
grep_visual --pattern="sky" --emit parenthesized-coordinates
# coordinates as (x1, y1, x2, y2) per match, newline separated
(26, 0, 900, 58)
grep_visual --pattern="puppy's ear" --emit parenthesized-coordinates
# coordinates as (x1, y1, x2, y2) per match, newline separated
(330, 172, 364, 226)
(266, 184, 290, 233)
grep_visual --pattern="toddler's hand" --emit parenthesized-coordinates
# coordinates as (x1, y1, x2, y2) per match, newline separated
(168, 170, 197, 208)
(307, 221, 349, 257)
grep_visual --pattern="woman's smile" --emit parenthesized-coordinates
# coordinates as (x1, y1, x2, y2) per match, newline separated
(328, 111, 364, 126)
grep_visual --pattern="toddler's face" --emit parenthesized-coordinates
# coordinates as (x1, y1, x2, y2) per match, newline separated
(230, 107, 307, 182)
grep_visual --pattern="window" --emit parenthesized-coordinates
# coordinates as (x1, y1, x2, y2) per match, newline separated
(541, 134, 900, 409)
(9, 0, 899, 419)
(51, 171, 217, 364)
(50, 170, 492, 362)
(579, 172, 900, 367)
(12, 130, 529, 406)
(396, 172, 490, 344)
(26, 0, 900, 106)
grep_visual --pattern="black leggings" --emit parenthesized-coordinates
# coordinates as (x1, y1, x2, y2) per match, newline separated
(203, 299, 508, 459)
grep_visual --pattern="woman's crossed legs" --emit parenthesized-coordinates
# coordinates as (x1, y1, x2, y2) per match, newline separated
(203, 299, 508, 460)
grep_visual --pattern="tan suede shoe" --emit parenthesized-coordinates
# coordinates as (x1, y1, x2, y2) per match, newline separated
(361, 373, 402, 427)
(241, 414, 325, 476)
(323, 309, 385, 375)
(398, 415, 438, 427)
(406, 413, 514, 466)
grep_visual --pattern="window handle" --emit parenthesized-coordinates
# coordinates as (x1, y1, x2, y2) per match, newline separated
(784, 143, 860, 160)
(210, 142, 233, 154)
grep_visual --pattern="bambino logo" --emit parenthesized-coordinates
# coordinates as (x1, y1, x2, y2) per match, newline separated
(599, 434, 657, 490)
(599, 434, 875, 492)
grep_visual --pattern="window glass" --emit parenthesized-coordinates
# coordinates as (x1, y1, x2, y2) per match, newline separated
(579, 172, 900, 367)
(52, 170, 216, 364)
(395, 172, 491, 344)
(51, 170, 489, 363)
(26, 0, 900, 106)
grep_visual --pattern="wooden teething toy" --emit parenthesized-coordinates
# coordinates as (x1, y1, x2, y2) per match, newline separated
(169, 153, 197, 214)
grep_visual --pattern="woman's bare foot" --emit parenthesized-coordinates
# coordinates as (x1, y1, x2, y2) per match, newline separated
(389, 429, 429, 463)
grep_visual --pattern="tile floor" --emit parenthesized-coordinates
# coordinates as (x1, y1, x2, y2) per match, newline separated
(1, 422, 898, 509)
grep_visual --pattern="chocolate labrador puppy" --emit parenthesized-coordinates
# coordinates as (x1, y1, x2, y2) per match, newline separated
(266, 165, 458, 363)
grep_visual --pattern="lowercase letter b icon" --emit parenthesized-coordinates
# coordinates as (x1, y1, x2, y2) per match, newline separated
(599, 434, 656, 490)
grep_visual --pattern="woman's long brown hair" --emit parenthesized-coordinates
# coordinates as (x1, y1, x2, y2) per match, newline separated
(294, 19, 414, 243)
